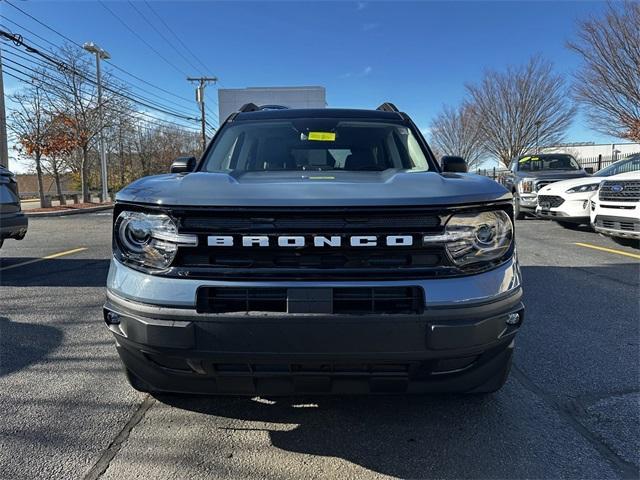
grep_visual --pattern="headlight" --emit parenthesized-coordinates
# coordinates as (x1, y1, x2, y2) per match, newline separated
(423, 210, 513, 267)
(114, 211, 197, 270)
(565, 183, 600, 194)
(518, 178, 535, 194)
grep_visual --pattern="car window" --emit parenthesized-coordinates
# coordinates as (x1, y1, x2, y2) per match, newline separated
(201, 119, 432, 173)
(517, 154, 580, 171)
(595, 156, 640, 176)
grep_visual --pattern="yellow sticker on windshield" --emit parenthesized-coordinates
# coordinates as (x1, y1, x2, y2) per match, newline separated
(308, 131, 336, 141)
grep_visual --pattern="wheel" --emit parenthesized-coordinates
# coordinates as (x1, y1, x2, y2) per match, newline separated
(124, 368, 153, 393)
(557, 221, 582, 230)
(466, 351, 513, 394)
(611, 236, 640, 249)
(513, 194, 524, 220)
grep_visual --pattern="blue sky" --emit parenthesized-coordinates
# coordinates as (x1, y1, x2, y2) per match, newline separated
(1, 0, 616, 171)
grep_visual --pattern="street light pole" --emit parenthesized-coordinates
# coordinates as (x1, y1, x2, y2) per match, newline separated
(535, 120, 542, 154)
(187, 77, 218, 152)
(83, 42, 110, 202)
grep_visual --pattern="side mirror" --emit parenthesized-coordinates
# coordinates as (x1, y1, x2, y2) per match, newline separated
(170, 156, 196, 173)
(441, 156, 468, 173)
(584, 167, 594, 174)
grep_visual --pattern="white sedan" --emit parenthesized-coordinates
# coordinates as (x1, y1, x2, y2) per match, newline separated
(536, 155, 640, 228)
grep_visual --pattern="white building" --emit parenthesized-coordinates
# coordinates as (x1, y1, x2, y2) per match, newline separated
(218, 86, 326, 123)
(541, 142, 640, 162)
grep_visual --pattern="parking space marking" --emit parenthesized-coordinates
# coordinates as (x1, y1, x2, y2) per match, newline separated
(0, 247, 88, 272)
(574, 242, 640, 260)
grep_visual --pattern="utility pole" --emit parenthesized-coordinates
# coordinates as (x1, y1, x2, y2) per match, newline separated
(0, 47, 9, 168)
(83, 42, 110, 202)
(187, 77, 217, 152)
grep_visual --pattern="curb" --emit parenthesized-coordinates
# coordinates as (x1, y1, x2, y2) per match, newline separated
(25, 205, 114, 218)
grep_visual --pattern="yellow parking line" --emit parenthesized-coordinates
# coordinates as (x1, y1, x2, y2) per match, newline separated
(574, 242, 640, 260)
(0, 247, 88, 272)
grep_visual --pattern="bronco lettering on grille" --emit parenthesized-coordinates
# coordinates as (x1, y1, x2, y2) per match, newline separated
(207, 235, 415, 247)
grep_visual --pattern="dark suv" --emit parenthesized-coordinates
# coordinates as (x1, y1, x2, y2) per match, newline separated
(503, 153, 591, 218)
(104, 103, 524, 395)
(0, 166, 28, 249)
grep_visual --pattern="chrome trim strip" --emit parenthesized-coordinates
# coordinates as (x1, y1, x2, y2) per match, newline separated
(107, 256, 521, 309)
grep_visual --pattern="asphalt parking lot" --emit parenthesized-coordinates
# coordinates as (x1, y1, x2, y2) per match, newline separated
(0, 212, 638, 480)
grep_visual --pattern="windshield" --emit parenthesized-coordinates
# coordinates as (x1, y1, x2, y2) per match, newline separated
(200, 119, 432, 173)
(517, 154, 581, 171)
(594, 155, 640, 177)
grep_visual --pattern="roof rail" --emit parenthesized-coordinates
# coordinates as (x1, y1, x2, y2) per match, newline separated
(258, 104, 289, 111)
(376, 102, 400, 113)
(238, 103, 260, 112)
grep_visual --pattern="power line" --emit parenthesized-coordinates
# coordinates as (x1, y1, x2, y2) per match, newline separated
(97, 0, 189, 78)
(0, 15, 197, 111)
(2, 0, 199, 106)
(126, 1, 204, 76)
(2, 43, 198, 120)
(0, 29, 199, 122)
(143, 0, 212, 75)
(2, 59, 199, 132)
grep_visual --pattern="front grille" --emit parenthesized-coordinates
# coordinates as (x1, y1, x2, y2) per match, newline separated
(537, 195, 564, 208)
(196, 286, 424, 314)
(599, 180, 640, 202)
(172, 207, 458, 280)
(595, 216, 640, 232)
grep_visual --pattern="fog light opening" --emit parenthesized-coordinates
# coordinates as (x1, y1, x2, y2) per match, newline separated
(506, 313, 520, 326)
(105, 311, 121, 325)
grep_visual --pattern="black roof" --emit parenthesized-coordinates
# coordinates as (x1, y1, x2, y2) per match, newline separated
(234, 108, 404, 122)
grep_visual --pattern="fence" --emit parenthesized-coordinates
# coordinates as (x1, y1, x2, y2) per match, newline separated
(577, 152, 639, 172)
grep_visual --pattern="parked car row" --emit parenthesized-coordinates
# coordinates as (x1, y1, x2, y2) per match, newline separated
(507, 154, 640, 248)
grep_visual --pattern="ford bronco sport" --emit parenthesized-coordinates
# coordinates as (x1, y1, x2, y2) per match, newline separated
(104, 103, 524, 395)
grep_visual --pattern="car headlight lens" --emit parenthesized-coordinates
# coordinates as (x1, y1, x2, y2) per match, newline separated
(114, 211, 197, 270)
(565, 183, 600, 194)
(423, 210, 513, 267)
(518, 178, 535, 194)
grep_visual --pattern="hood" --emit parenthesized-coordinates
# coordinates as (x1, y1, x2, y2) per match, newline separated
(539, 176, 603, 194)
(607, 171, 640, 181)
(521, 170, 589, 180)
(116, 170, 511, 207)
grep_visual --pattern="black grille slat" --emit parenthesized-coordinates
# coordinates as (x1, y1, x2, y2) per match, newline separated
(196, 287, 424, 315)
(537, 195, 565, 208)
(182, 215, 441, 232)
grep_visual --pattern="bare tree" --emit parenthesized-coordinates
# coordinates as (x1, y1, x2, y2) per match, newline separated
(466, 56, 576, 167)
(45, 45, 127, 201)
(7, 82, 51, 206)
(429, 103, 485, 169)
(568, 2, 640, 141)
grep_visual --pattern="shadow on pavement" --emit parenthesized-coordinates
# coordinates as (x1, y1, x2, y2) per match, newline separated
(0, 316, 63, 377)
(0, 258, 109, 287)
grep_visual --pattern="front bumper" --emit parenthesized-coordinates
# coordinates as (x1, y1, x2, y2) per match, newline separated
(105, 258, 524, 394)
(593, 214, 640, 239)
(535, 194, 591, 223)
(0, 212, 28, 240)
